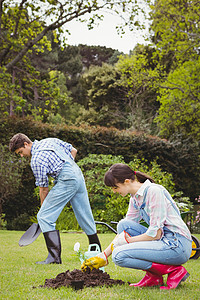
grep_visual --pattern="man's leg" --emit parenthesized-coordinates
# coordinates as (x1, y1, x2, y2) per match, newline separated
(70, 171, 101, 251)
(36, 170, 80, 263)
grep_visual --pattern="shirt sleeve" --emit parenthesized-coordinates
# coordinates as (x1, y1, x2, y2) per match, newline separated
(125, 196, 141, 223)
(31, 154, 49, 187)
(145, 186, 167, 237)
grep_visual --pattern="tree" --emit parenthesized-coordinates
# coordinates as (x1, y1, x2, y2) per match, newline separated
(78, 44, 121, 68)
(57, 45, 83, 103)
(80, 63, 128, 128)
(0, 3, 66, 118)
(148, 0, 200, 140)
(1, 0, 149, 70)
(56, 44, 122, 105)
(116, 47, 160, 132)
(150, 0, 200, 66)
(0, 0, 150, 117)
(155, 58, 200, 140)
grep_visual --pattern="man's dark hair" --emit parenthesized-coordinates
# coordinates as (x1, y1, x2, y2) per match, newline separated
(9, 133, 32, 152)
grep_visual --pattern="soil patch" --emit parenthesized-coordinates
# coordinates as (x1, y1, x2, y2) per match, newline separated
(39, 267, 126, 290)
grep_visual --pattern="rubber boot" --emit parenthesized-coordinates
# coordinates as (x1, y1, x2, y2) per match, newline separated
(36, 230, 62, 264)
(130, 263, 164, 287)
(159, 264, 190, 290)
(130, 271, 164, 287)
(130, 263, 189, 289)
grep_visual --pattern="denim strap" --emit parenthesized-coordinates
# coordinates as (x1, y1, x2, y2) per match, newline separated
(34, 142, 72, 163)
(133, 186, 150, 224)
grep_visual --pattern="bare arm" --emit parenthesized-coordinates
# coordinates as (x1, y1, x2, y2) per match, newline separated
(39, 187, 49, 206)
(103, 228, 162, 258)
(71, 147, 77, 159)
(127, 228, 162, 243)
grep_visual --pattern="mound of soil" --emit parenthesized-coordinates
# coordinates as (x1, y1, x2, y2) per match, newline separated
(40, 267, 126, 290)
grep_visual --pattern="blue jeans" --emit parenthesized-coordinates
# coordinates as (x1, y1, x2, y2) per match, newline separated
(112, 219, 192, 270)
(37, 161, 96, 235)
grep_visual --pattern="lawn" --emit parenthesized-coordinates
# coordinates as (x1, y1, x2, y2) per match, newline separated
(0, 230, 200, 300)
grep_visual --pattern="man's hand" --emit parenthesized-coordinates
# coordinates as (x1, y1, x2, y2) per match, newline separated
(81, 252, 108, 271)
(39, 187, 49, 206)
(111, 230, 131, 251)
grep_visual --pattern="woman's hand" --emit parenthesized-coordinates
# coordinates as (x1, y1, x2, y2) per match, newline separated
(111, 231, 131, 251)
(81, 252, 108, 271)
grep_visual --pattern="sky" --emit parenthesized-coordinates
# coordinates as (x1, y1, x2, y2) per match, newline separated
(64, 12, 150, 54)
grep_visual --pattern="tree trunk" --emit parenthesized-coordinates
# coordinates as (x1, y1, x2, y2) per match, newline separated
(9, 69, 15, 116)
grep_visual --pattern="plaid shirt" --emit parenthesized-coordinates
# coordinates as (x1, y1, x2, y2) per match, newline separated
(126, 180, 191, 240)
(31, 138, 73, 187)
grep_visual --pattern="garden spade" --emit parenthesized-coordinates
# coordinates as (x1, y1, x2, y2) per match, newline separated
(19, 223, 42, 246)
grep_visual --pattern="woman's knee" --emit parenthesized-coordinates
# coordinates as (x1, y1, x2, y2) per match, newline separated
(117, 219, 139, 234)
(112, 248, 125, 266)
(117, 219, 132, 233)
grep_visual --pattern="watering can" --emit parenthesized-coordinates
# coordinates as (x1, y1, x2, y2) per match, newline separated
(74, 243, 105, 271)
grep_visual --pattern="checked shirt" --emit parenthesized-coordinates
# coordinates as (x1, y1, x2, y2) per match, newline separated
(31, 138, 73, 187)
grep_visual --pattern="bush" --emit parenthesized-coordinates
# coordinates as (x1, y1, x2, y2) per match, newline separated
(0, 214, 7, 230)
(56, 206, 81, 232)
(6, 213, 33, 231)
(1, 116, 199, 229)
(77, 154, 190, 229)
(54, 153, 192, 233)
(1, 116, 199, 200)
(0, 144, 27, 218)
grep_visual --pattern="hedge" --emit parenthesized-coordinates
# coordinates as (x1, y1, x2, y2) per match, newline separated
(1, 116, 200, 200)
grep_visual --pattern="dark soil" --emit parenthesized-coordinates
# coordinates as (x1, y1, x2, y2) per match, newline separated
(39, 267, 126, 290)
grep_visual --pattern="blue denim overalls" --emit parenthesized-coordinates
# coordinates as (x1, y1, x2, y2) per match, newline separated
(112, 186, 192, 270)
(35, 141, 96, 235)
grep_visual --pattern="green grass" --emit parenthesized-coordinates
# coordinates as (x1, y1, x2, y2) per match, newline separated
(0, 231, 200, 300)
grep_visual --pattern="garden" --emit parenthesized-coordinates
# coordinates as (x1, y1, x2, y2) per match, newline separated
(1, 231, 200, 300)
(1, 1, 200, 299)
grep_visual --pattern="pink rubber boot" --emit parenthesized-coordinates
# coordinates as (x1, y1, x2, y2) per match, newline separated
(130, 263, 189, 289)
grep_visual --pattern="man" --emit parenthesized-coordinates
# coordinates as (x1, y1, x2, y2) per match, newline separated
(9, 133, 101, 264)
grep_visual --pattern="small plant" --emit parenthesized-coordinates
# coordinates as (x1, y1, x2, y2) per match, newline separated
(73, 242, 86, 263)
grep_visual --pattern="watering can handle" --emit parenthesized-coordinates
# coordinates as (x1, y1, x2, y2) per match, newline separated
(88, 243, 101, 253)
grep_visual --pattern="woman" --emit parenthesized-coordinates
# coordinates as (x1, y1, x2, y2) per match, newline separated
(81, 163, 192, 290)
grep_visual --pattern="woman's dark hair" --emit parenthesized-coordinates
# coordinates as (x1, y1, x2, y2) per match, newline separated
(104, 163, 155, 187)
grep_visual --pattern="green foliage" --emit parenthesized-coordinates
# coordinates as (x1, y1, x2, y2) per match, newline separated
(0, 0, 148, 118)
(1, 117, 199, 230)
(0, 214, 7, 230)
(79, 44, 121, 68)
(77, 154, 126, 225)
(116, 49, 160, 133)
(80, 63, 128, 128)
(50, 153, 187, 232)
(3, 163, 39, 230)
(150, 0, 200, 65)
(56, 206, 81, 232)
(0, 143, 40, 229)
(6, 212, 33, 231)
(77, 154, 187, 227)
(1, 116, 200, 200)
(155, 58, 200, 140)
(0, 144, 27, 215)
